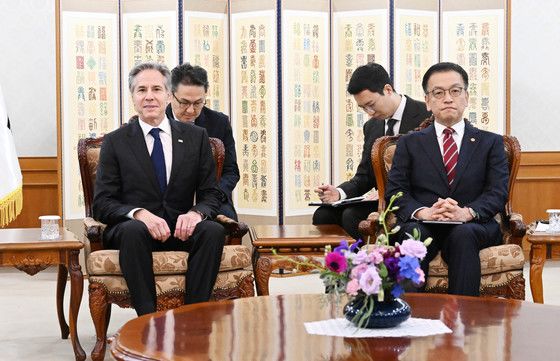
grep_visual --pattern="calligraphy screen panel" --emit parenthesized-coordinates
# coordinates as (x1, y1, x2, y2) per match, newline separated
(394, 8, 439, 100)
(121, 2, 178, 122)
(282, 9, 330, 216)
(442, 3, 505, 134)
(231, 10, 278, 216)
(332, 7, 388, 187)
(184, 0, 229, 114)
(61, 10, 119, 219)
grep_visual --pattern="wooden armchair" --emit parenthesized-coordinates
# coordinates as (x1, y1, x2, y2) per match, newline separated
(358, 127, 526, 300)
(78, 136, 254, 361)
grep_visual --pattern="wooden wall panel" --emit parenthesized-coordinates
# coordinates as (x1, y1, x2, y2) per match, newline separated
(6, 157, 60, 228)
(512, 151, 560, 258)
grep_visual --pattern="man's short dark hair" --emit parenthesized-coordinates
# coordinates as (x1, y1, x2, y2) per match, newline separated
(347, 62, 392, 95)
(422, 62, 469, 93)
(171, 63, 209, 92)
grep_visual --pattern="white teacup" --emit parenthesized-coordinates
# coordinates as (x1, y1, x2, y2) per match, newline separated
(39, 215, 61, 240)
(546, 209, 560, 233)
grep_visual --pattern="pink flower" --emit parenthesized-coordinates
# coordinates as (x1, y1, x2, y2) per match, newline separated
(368, 248, 384, 265)
(352, 250, 369, 265)
(415, 267, 425, 284)
(399, 239, 427, 260)
(358, 267, 382, 295)
(346, 279, 360, 296)
(325, 252, 347, 273)
(351, 263, 369, 280)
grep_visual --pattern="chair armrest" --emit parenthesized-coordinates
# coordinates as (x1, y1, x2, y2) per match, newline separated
(358, 211, 398, 243)
(506, 212, 526, 246)
(215, 214, 249, 245)
(83, 217, 106, 252)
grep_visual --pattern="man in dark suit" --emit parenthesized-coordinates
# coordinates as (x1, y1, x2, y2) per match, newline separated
(165, 63, 240, 221)
(386, 62, 509, 296)
(313, 62, 430, 240)
(93, 62, 225, 316)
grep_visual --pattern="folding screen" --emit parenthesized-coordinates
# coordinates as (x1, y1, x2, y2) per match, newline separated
(331, 0, 389, 187)
(442, 0, 506, 134)
(281, 0, 330, 216)
(121, 0, 178, 121)
(184, 0, 229, 114)
(61, 0, 120, 219)
(394, 0, 439, 100)
(58, 0, 510, 223)
(230, 0, 278, 217)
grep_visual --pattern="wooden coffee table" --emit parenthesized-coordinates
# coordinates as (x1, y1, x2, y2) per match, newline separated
(249, 224, 352, 295)
(110, 292, 558, 361)
(0, 228, 85, 361)
(526, 222, 560, 303)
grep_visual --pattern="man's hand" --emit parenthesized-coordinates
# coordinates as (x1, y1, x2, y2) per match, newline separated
(174, 211, 203, 241)
(415, 198, 472, 222)
(314, 184, 340, 203)
(134, 209, 171, 242)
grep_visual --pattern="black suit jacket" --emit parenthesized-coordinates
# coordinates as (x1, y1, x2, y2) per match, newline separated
(92, 119, 222, 229)
(386, 120, 509, 224)
(166, 105, 240, 203)
(338, 96, 431, 198)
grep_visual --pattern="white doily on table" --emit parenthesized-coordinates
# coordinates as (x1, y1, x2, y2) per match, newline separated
(304, 317, 452, 338)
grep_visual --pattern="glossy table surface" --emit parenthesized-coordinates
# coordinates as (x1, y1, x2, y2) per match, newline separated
(111, 293, 559, 361)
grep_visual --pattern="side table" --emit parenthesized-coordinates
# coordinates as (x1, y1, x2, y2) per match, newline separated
(526, 222, 560, 304)
(250, 224, 352, 295)
(0, 228, 85, 361)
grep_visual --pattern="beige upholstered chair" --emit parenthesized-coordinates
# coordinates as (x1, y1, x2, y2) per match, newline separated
(78, 136, 254, 361)
(358, 121, 526, 300)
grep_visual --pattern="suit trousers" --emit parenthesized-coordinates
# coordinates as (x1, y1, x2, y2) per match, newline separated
(312, 202, 378, 240)
(396, 221, 502, 296)
(104, 219, 225, 315)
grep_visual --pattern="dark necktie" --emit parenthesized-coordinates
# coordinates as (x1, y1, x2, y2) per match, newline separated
(149, 128, 167, 193)
(442, 127, 458, 186)
(385, 118, 397, 136)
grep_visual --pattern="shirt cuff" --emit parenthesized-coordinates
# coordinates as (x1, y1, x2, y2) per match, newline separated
(127, 208, 143, 219)
(411, 207, 427, 220)
(336, 188, 347, 200)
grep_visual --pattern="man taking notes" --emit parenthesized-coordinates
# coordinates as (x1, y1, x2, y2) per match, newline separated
(313, 62, 430, 240)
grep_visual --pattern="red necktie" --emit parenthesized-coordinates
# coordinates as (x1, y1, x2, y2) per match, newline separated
(443, 127, 458, 186)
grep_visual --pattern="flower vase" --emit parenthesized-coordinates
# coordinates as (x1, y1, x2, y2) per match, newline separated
(343, 296, 411, 328)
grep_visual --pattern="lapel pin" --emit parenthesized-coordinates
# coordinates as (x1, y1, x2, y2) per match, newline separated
(470, 138, 475, 142)
(178, 139, 184, 143)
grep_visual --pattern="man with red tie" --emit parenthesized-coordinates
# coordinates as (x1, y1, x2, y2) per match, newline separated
(386, 62, 509, 296)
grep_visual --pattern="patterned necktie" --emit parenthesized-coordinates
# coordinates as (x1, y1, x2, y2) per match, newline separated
(149, 128, 167, 193)
(443, 127, 458, 186)
(385, 118, 398, 136)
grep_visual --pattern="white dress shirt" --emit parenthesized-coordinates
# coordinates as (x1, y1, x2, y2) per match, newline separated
(127, 117, 173, 219)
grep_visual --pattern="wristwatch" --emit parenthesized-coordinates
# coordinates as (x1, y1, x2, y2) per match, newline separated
(194, 210, 207, 220)
(468, 207, 479, 221)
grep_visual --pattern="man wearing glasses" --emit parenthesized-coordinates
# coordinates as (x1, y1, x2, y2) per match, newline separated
(313, 62, 430, 240)
(386, 62, 509, 296)
(166, 63, 240, 221)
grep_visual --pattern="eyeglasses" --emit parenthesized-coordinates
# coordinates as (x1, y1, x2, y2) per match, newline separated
(172, 93, 206, 109)
(426, 86, 465, 99)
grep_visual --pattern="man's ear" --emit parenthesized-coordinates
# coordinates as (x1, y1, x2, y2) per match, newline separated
(425, 95, 432, 112)
(383, 84, 393, 95)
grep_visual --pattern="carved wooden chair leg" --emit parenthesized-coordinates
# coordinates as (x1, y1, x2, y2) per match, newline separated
(255, 257, 272, 296)
(104, 304, 112, 334)
(56, 264, 70, 339)
(89, 282, 110, 361)
(239, 274, 256, 297)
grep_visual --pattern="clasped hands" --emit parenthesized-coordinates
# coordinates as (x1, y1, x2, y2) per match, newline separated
(414, 197, 473, 222)
(134, 209, 203, 242)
